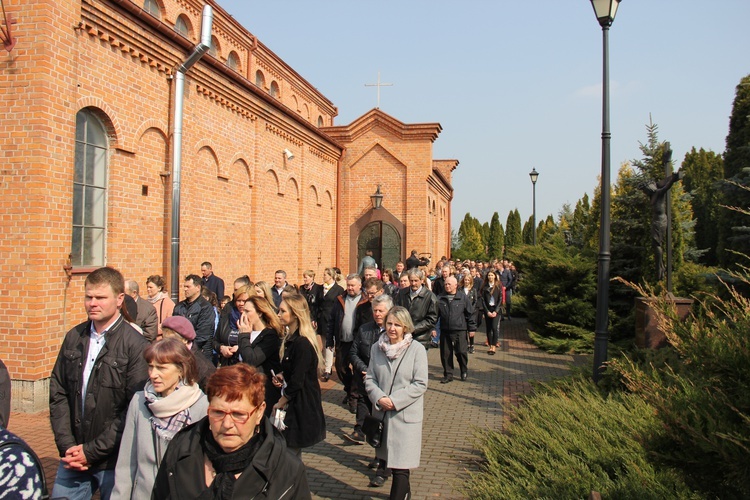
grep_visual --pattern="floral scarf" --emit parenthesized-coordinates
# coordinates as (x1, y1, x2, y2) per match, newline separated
(377, 332, 413, 360)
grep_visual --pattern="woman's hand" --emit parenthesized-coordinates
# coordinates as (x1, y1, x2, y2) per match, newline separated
(272, 373, 285, 388)
(219, 345, 236, 358)
(273, 396, 289, 410)
(238, 312, 252, 333)
(488, 311, 497, 318)
(378, 397, 395, 411)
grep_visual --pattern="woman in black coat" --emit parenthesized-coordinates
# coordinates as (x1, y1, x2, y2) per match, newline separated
(214, 285, 251, 367)
(237, 295, 283, 416)
(151, 364, 311, 499)
(318, 267, 344, 381)
(481, 271, 503, 354)
(271, 293, 326, 456)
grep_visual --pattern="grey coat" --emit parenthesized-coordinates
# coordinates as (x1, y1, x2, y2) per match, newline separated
(365, 340, 428, 469)
(111, 390, 208, 500)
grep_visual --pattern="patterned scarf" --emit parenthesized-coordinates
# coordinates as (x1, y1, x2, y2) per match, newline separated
(147, 291, 168, 304)
(144, 380, 202, 441)
(378, 332, 413, 360)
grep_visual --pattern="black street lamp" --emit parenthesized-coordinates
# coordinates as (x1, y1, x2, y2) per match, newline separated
(591, 0, 620, 382)
(529, 168, 539, 245)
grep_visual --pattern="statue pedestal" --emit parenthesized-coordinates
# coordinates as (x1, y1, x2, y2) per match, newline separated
(634, 296, 693, 349)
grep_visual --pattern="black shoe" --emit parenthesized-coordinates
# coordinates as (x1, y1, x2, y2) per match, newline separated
(348, 402, 357, 414)
(342, 395, 349, 405)
(460, 372, 468, 381)
(322, 372, 330, 382)
(468, 346, 475, 354)
(440, 376, 453, 384)
(369, 475, 387, 488)
(367, 458, 380, 469)
(343, 430, 365, 445)
(430, 342, 439, 349)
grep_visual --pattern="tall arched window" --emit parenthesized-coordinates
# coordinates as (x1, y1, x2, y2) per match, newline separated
(255, 70, 265, 88)
(270, 81, 279, 98)
(317, 115, 324, 127)
(72, 110, 108, 267)
(209, 35, 220, 57)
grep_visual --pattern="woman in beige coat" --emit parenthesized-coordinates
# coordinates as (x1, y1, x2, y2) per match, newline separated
(365, 306, 428, 500)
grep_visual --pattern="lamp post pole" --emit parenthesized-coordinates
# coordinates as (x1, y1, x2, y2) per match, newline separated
(529, 168, 539, 245)
(591, 0, 620, 383)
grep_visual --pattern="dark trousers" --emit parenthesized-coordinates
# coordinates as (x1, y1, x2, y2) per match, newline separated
(484, 313, 500, 346)
(439, 330, 468, 377)
(335, 341, 355, 397)
(353, 370, 369, 429)
(504, 289, 512, 317)
(390, 468, 410, 500)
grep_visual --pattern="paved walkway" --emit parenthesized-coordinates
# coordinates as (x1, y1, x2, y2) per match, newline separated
(8, 318, 574, 499)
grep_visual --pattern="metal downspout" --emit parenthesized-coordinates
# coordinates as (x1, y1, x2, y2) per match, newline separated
(170, 5, 213, 301)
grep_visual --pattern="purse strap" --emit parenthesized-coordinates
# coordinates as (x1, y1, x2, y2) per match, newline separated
(378, 342, 412, 422)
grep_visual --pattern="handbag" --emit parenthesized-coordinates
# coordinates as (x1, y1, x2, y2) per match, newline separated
(362, 347, 409, 448)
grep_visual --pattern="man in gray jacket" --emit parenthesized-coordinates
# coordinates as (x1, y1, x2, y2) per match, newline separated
(436, 276, 476, 383)
(395, 268, 438, 347)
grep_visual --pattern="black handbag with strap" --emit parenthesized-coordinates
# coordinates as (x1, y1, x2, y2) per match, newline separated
(362, 344, 410, 448)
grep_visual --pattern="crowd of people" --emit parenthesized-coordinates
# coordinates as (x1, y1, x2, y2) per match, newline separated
(1, 254, 519, 500)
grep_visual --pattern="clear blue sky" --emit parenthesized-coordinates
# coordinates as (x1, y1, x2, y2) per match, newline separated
(217, 0, 749, 230)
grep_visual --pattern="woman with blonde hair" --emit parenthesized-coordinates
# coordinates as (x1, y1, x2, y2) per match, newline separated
(271, 293, 326, 456)
(253, 280, 277, 312)
(237, 295, 283, 415)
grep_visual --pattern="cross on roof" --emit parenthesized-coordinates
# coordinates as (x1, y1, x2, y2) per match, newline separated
(365, 71, 393, 109)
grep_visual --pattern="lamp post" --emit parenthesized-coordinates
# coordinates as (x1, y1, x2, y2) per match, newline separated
(590, 0, 620, 382)
(529, 168, 539, 245)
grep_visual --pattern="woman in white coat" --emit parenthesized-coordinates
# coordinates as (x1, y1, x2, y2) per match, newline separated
(365, 305, 428, 500)
(111, 338, 208, 499)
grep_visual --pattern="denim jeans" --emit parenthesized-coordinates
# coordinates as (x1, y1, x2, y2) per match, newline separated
(51, 462, 115, 500)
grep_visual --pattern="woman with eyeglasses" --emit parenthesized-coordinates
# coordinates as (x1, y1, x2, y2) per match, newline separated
(152, 363, 311, 499)
(111, 338, 208, 499)
(213, 285, 251, 367)
(271, 293, 326, 457)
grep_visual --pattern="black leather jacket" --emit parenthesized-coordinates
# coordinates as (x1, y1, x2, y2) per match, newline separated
(436, 289, 477, 332)
(152, 417, 311, 499)
(173, 296, 216, 359)
(350, 321, 382, 374)
(49, 315, 149, 470)
(395, 286, 438, 345)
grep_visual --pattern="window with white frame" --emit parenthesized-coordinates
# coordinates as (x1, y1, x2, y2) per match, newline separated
(72, 110, 107, 267)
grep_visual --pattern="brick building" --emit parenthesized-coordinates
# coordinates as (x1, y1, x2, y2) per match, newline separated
(0, 0, 456, 411)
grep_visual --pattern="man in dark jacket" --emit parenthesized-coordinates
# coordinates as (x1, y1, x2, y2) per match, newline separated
(173, 274, 216, 361)
(395, 268, 438, 347)
(200, 261, 225, 300)
(405, 250, 430, 270)
(49, 266, 149, 500)
(436, 276, 476, 383)
(327, 274, 370, 413)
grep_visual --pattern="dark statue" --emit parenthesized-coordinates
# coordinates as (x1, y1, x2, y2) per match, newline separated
(638, 142, 684, 282)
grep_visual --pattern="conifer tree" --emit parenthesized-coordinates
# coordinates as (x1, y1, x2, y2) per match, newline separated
(488, 212, 504, 259)
(682, 148, 723, 265)
(522, 216, 534, 245)
(505, 209, 523, 249)
(718, 74, 750, 268)
(455, 213, 485, 260)
(569, 193, 591, 250)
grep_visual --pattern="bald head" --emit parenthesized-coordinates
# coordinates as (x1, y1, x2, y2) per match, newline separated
(444, 276, 458, 294)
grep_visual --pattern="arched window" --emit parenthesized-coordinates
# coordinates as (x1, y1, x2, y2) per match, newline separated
(227, 51, 240, 71)
(255, 70, 265, 88)
(144, 0, 161, 19)
(209, 35, 220, 57)
(174, 14, 191, 38)
(317, 115, 324, 127)
(72, 110, 108, 267)
(270, 81, 279, 98)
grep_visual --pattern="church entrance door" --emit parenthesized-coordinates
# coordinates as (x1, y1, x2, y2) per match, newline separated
(357, 222, 401, 272)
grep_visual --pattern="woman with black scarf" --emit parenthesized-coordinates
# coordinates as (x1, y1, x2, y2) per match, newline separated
(151, 363, 311, 499)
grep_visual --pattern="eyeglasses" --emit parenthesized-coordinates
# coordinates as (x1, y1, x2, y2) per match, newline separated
(207, 405, 260, 424)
